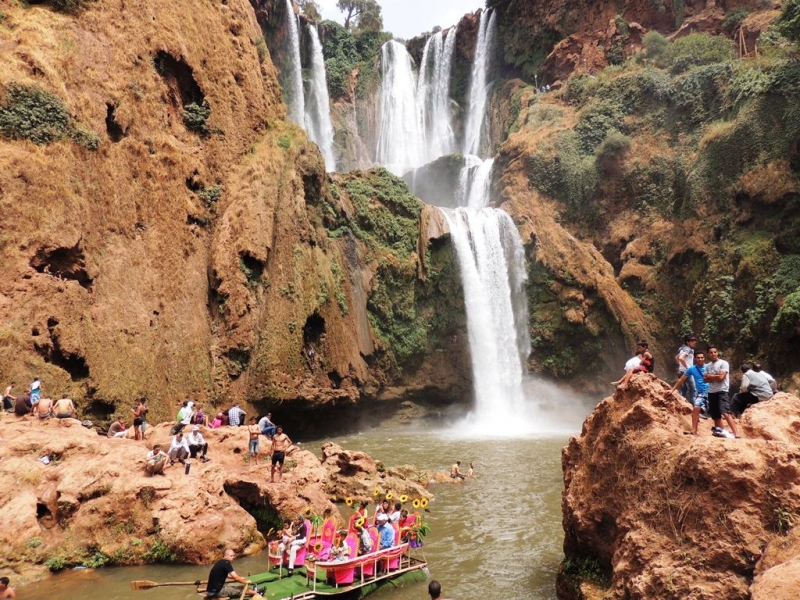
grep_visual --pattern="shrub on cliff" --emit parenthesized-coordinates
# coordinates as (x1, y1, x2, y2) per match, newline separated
(574, 101, 625, 153)
(321, 20, 388, 99)
(0, 83, 70, 144)
(660, 33, 736, 74)
(182, 102, 211, 134)
(778, 0, 800, 43)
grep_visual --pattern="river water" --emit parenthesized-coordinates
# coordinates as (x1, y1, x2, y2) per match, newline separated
(17, 397, 591, 600)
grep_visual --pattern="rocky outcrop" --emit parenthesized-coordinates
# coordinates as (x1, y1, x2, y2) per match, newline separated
(560, 375, 800, 599)
(0, 413, 433, 585)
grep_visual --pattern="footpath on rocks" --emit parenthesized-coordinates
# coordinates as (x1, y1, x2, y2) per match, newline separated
(0, 416, 433, 585)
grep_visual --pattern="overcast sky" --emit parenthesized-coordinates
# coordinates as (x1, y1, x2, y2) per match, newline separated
(315, 0, 485, 40)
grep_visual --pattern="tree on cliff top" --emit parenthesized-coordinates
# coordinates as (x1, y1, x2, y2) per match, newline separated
(337, 0, 383, 33)
(297, 0, 322, 22)
(778, 0, 800, 43)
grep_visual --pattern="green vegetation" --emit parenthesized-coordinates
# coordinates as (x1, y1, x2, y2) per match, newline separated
(778, 0, 800, 42)
(45, 553, 68, 571)
(254, 36, 267, 63)
(0, 83, 99, 148)
(142, 537, 178, 562)
(181, 102, 211, 134)
(321, 21, 390, 99)
(197, 184, 222, 207)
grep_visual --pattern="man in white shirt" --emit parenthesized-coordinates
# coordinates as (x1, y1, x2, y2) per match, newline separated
(731, 362, 777, 417)
(675, 335, 697, 401)
(146, 444, 168, 476)
(704, 346, 739, 438)
(168, 432, 191, 464)
(187, 426, 210, 462)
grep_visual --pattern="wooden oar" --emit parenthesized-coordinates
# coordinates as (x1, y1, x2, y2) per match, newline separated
(130, 579, 203, 590)
(239, 582, 249, 600)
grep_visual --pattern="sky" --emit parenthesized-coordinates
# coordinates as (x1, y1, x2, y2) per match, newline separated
(315, 0, 485, 40)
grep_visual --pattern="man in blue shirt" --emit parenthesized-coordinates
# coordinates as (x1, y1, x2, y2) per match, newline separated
(376, 514, 395, 549)
(666, 351, 709, 436)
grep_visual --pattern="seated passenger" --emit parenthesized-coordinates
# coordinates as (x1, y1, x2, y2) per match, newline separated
(376, 514, 394, 549)
(330, 530, 351, 561)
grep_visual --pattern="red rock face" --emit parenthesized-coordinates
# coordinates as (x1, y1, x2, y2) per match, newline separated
(560, 375, 800, 599)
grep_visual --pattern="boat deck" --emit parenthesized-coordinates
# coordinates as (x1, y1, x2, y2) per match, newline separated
(198, 555, 428, 600)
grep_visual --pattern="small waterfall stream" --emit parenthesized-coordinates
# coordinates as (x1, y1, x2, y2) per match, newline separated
(416, 27, 458, 163)
(305, 23, 336, 171)
(462, 8, 497, 157)
(283, 0, 305, 126)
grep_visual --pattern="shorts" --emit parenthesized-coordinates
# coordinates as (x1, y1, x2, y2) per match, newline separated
(249, 439, 259, 454)
(272, 450, 285, 465)
(691, 392, 707, 408)
(38, 412, 52, 419)
(133, 417, 143, 426)
(708, 391, 731, 420)
(206, 584, 242, 598)
(56, 413, 72, 419)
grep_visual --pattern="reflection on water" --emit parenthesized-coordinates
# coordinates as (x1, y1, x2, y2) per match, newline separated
(18, 424, 585, 600)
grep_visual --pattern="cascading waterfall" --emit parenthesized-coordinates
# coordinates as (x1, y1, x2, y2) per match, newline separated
(305, 23, 336, 171)
(284, 0, 305, 126)
(462, 8, 497, 157)
(457, 156, 494, 208)
(376, 40, 425, 176)
(416, 26, 458, 163)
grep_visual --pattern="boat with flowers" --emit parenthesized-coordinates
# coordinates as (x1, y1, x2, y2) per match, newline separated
(191, 504, 431, 600)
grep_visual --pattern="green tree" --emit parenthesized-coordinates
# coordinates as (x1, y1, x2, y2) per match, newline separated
(297, 0, 322, 22)
(336, 0, 383, 33)
(778, 0, 800, 43)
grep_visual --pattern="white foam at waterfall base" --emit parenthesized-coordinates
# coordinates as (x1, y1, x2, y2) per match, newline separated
(304, 23, 336, 171)
(462, 8, 497, 158)
(376, 40, 424, 175)
(284, 0, 305, 126)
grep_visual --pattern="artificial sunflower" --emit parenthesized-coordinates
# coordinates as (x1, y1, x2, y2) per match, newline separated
(386, 492, 394, 500)
(313, 541, 323, 553)
(373, 487, 381, 497)
(399, 494, 408, 503)
(355, 517, 365, 528)
(412, 498, 421, 508)
(420, 498, 429, 508)
(304, 506, 313, 517)
(345, 497, 353, 507)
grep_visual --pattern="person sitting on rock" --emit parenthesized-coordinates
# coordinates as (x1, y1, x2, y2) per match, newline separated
(731, 362, 777, 417)
(146, 443, 168, 476)
(13, 392, 32, 416)
(330, 529, 351, 561)
(192, 405, 209, 426)
(376, 513, 395, 549)
(613, 342, 653, 388)
(187, 426, 210, 462)
(450, 460, 466, 480)
(168, 431, 190, 464)
(205, 548, 259, 599)
(228, 403, 245, 427)
(0, 576, 16, 599)
(258, 412, 277, 438)
(107, 416, 128, 438)
(210, 412, 224, 428)
(35, 396, 53, 421)
(53, 395, 76, 421)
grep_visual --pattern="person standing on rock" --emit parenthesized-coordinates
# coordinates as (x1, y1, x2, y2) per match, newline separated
(0, 576, 16, 599)
(665, 351, 709, 435)
(29, 377, 41, 407)
(731, 362, 777, 417)
(205, 548, 259, 598)
(132, 399, 147, 441)
(269, 426, 291, 483)
(2, 382, 15, 412)
(675, 334, 698, 402)
(248, 417, 261, 464)
(704, 346, 739, 439)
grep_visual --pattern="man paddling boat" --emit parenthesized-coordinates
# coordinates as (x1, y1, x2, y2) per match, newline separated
(205, 548, 261, 598)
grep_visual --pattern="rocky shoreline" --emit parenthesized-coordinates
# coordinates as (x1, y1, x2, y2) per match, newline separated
(0, 414, 437, 585)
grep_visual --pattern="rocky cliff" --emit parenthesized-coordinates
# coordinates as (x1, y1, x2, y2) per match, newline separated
(559, 375, 800, 599)
(0, 0, 470, 428)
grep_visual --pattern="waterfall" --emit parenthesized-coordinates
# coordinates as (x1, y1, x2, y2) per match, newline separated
(457, 156, 494, 208)
(305, 23, 336, 171)
(284, 0, 305, 126)
(463, 8, 497, 157)
(376, 40, 425, 176)
(442, 206, 533, 435)
(416, 26, 458, 163)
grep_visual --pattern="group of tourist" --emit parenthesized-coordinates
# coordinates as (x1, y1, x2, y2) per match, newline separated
(3, 378, 77, 424)
(449, 460, 475, 480)
(614, 334, 778, 439)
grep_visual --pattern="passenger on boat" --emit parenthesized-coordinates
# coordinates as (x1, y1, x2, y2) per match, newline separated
(376, 514, 395, 549)
(330, 529, 351, 561)
(276, 519, 294, 555)
(205, 548, 257, 598)
(374, 499, 390, 524)
(356, 500, 369, 521)
(286, 515, 308, 576)
(388, 502, 402, 525)
(356, 521, 373, 554)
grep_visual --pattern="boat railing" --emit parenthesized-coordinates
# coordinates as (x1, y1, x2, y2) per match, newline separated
(305, 542, 415, 592)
